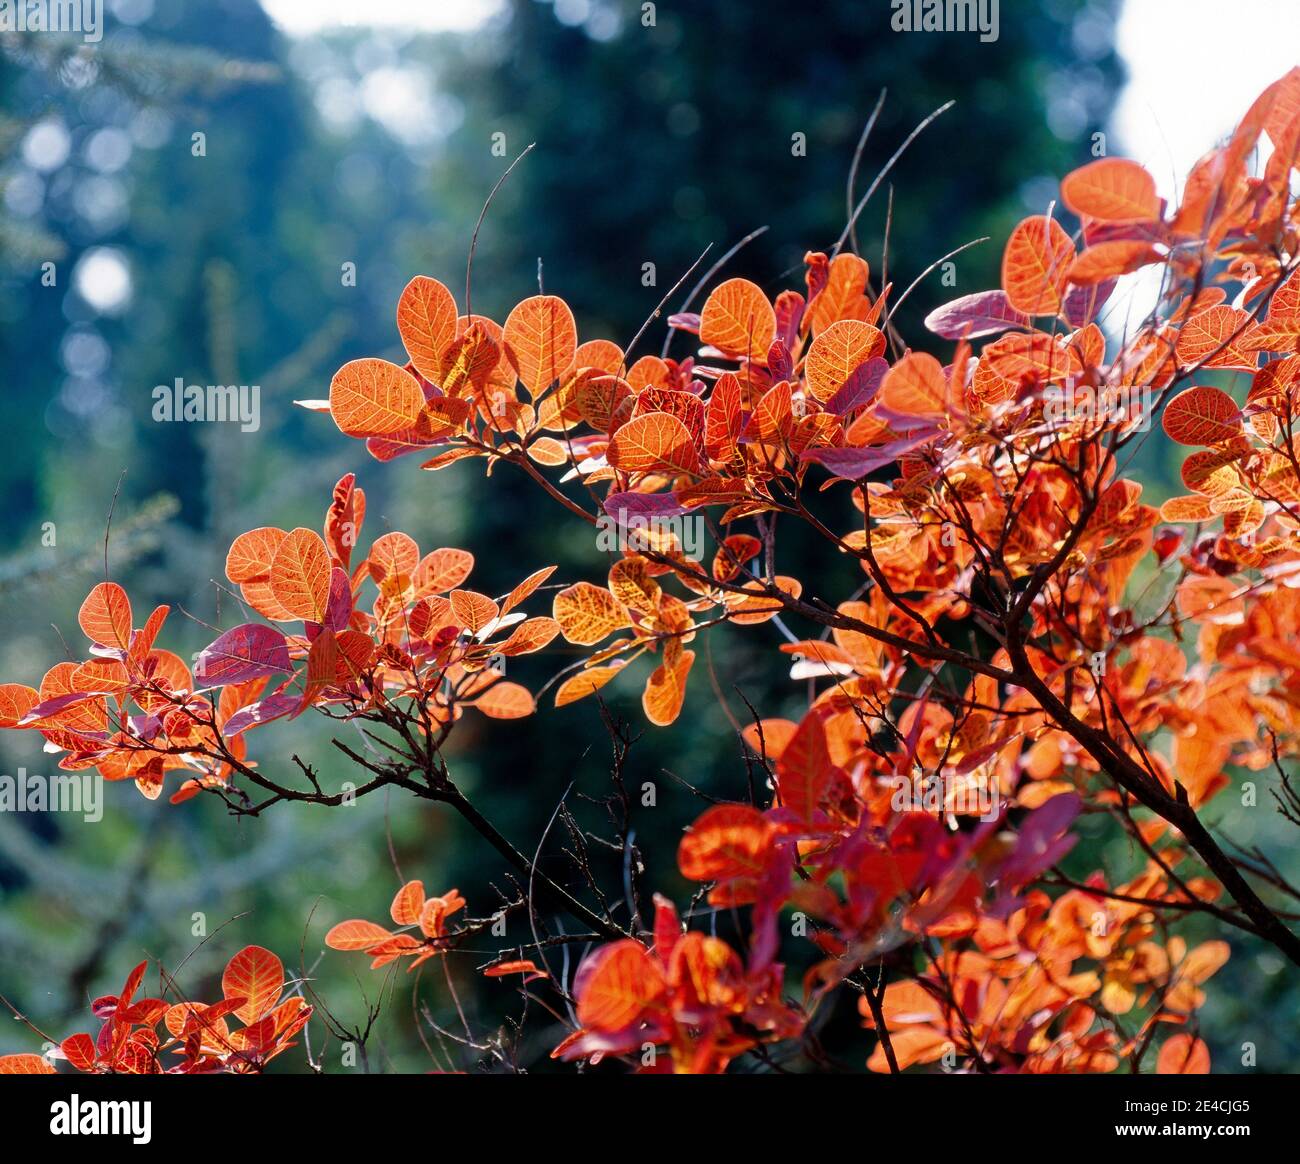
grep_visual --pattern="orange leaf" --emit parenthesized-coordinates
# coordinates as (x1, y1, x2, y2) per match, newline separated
(391, 880, 426, 926)
(496, 616, 561, 655)
(1157, 1033, 1210, 1074)
(60, 1033, 96, 1072)
(1162, 386, 1241, 446)
(1001, 215, 1075, 315)
(449, 589, 499, 634)
(575, 371, 634, 432)
(1067, 240, 1161, 285)
(370, 531, 420, 581)
(484, 959, 548, 980)
(878, 351, 949, 418)
(775, 712, 833, 821)
(329, 358, 425, 438)
(415, 548, 475, 595)
(419, 888, 466, 939)
(503, 295, 578, 397)
(1060, 158, 1160, 222)
(471, 681, 536, 719)
(225, 526, 288, 584)
(554, 664, 624, 707)
(808, 252, 870, 333)
(713, 534, 762, 583)
(440, 320, 501, 397)
(269, 528, 332, 623)
(79, 581, 132, 651)
(1160, 494, 1214, 522)
(221, 945, 284, 1024)
(728, 576, 803, 625)
(575, 940, 665, 1030)
(805, 320, 885, 403)
(0, 683, 39, 728)
(527, 436, 570, 466)
(678, 803, 775, 882)
(397, 275, 458, 382)
(0, 1053, 56, 1074)
(325, 919, 393, 950)
(642, 648, 693, 726)
(699, 277, 776, 362)
(608, 413, 703, 476)
(501, 565, 557, 616)
(1175, 306, 1259, 370)
(554, 582, 632, 646)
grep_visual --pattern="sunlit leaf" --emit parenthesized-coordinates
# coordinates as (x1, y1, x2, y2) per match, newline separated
(221, 945, 284, 1025)
(329, 358, 426, 438)
(269, 528, 332, 623)
(699, 277, 776, 362)
(1001, 215, 1075, 315)
(503, 295, 578, 397)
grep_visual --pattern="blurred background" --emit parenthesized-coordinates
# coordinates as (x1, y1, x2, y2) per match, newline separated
(1, 0, 1297, 1072)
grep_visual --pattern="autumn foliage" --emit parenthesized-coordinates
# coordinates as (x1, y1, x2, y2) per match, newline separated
(8, 69, 1300, 1075)
(0, 947, 309, 1075)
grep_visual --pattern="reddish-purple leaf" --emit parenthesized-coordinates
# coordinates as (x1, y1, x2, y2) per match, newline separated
(194, 624, 293, 687)
(924, 290, 1028, 340)
(602, 491, 689, 521)
(222, 690, 301, 737)
(800, 433, 938, 479)
(825, 356, 887, 415)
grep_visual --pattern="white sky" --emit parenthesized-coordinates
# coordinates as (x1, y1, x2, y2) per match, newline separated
(261, 0, 502, 34)
(1113, 0, 1300, 197)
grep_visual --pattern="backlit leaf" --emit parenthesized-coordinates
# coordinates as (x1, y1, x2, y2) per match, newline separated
(678, 803, 775, 881)
(642, 648, 693, 726)
(0, 683, 39, 728)
(574, 940, 665, 1030)
(805, 320, 886, 403)
(1162, 386, 1241, 446)
(1067, 240, 1161, 285)
(699, 277, 775, 362)
(194, 624, 293, 687)
(1157, 1033, 1210, 1074)
(391, 880, 426, 926)
(225, 526, 288, 584)
(414, 548, 475, 595)
(553, 583, 631, 645)
(608, 413, 703, 476)
(325, 919, 392, 951)
(878, 351, 949, 418)
(79, 582, 132, 651)
(221, 945, 284, 1024)
(0, 1053, 56, 1074)
(269, 528, 332, 623)
(1060, 158, 1160, 222)
(329, 358, 425, 438)
(397, 275, 458, 383)
(1001, 215, 1075, 315)
(471, 681, 536, 719)
(554, 664, 624, 707)
(503, 295, 578, 397)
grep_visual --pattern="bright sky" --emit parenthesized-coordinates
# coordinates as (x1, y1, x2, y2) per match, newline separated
(1113, 0, 1300, 197)
(261, 0, 503, 34)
